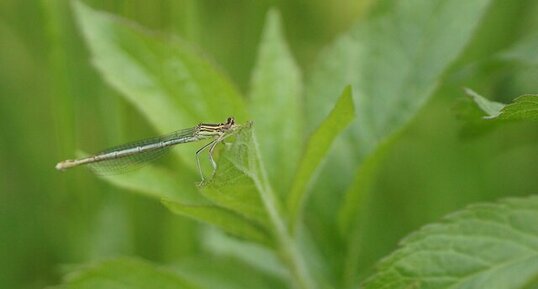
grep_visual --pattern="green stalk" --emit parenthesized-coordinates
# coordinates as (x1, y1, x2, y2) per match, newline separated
(251, 133, 315, 289)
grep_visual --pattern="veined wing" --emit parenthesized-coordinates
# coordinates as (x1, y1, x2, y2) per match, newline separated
(86, 127, 201, 175)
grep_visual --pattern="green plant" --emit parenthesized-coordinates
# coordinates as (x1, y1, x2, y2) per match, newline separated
(50, 1, 538, 289)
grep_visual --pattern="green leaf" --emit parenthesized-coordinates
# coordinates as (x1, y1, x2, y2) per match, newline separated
(193, 124, 284, 244)
(499, 95, 538, 121)
(72, 0, 274, 246)
(96, 165, 272, 245)
(162, 198, 272, 246)
(249, 9, 303, 195)
(199, 151, 271, 228)
(464, 88, 505, 118)
(307, 0, 492, 152)
(287, 85, 355, 228)
(306, 0, 493, 229)
(194, 124, 271, 230)
(172, 256, 287, 289)
(55, 258, 202, 289)
(452, 97, 499, 139)
(362, 195, 538, 289)
(198, 125, 276, 225)
(465, 88, 538, 121)
(201, 228, 287, 279)
(199, 125, 316, 289)
(337, 140, 390, 236)
(98, 166, 204, 204)
(305, 1, 493, 286)
(73, 1, 247, 166)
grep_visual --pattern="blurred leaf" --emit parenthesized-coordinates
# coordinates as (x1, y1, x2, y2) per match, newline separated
(499, 33, 538, 66)
(465, 88, 538, 121)
(287, 85, 355, 229)
(162, 199, 272, 246)
(173, 256, 287, 289)
(73, 1, 247, 165)
(249, 9, 303, 195)
(464, 88, 505, 118)
(88, 195, 133, 259)
(342, 0, 492, 270)
(98, 165, 205, 204)
(200, 228, 287, 279)
(307, 0, 492, 151)
(306, 0, 493, 229)
(362, 195, 538, 289)
(305, 1, 493, 287)
(96, 164, 272, 245)
(55, 258, 202, 289)
(337, 141, 389, 233)
(451, 97, 500, 139)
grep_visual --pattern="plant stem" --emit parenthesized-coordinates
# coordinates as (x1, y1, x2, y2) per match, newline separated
(251, 133, 315, 289)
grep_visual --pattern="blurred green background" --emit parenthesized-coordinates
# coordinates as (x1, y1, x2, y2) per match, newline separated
(1, 0, 537, 288)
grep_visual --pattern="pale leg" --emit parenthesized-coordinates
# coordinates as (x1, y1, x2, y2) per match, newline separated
(196, 140, 215, 182)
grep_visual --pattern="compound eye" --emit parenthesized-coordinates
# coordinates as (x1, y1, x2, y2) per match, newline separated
(227, 117, 235, 125)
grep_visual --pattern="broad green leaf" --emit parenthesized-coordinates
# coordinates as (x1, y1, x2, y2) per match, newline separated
(249, 9, 303, 195)
(465, 88, 538, 121)
(305, 1, 493, 286)
(96, 165, 272, 245)
(55, 258, 202, 289)
(307, 0, 492, 153)
(499, 33, 538, 66)
(72, 1, 272, 246)
(306, 0, 493, 150)
(362, 195, 538, 289)
(306, 0, 492, 229)
(73, 1, 247, 166)
(287, 85, 355, 228)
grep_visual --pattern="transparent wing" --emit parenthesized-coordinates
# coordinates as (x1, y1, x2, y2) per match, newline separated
(86, 127, 197, 175)
(88, 146, 172, 175)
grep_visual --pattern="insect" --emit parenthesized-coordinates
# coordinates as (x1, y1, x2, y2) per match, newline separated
(56, 117, 242, 181)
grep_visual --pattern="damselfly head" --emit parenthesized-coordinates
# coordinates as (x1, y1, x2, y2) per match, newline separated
(226, 117, 235, 125)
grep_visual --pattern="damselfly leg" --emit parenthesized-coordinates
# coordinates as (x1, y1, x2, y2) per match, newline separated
(195, 139, 216, 182)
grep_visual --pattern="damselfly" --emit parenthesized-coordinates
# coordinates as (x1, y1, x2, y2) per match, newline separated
(56, 117, 242, 181)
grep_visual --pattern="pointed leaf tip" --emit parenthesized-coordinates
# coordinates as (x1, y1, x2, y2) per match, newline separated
(287, 85, 355, 228)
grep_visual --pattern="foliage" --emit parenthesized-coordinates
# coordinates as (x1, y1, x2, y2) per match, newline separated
(1, 0, 538, 289)
(465, 88, 538, 121)
(363, 196, 538, 289)
(53, 258, 201, 289)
